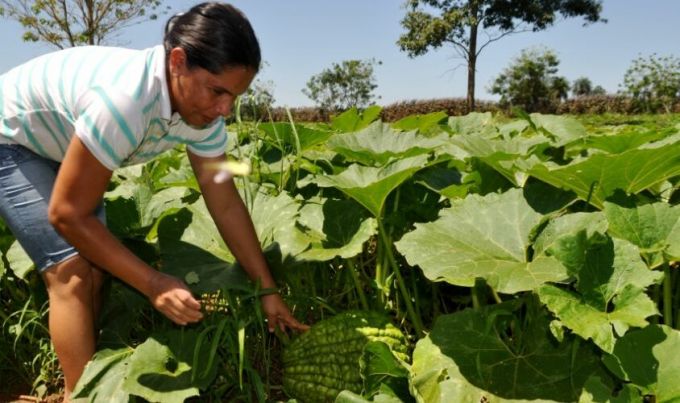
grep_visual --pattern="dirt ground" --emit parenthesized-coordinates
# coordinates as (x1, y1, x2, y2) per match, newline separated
(0, 394, 62, 403)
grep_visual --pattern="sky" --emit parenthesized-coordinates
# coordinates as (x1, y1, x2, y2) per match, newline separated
(1, 1, 679, 107)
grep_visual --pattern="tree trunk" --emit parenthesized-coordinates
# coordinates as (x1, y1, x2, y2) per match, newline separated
(466, 1, 480, 113)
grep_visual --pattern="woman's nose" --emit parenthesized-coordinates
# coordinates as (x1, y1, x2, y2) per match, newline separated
(215, 96, 233, 116)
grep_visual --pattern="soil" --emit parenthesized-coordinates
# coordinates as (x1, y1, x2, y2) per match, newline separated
(0, 393, 63, 403)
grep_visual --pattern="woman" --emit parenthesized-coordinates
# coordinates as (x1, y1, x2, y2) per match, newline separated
(0, 2, 307, 399)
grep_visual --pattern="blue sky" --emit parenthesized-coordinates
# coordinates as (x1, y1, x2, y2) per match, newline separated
(1, 0, 678, 107)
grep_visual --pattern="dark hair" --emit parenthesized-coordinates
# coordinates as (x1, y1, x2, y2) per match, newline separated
(164, 2, 260, 74)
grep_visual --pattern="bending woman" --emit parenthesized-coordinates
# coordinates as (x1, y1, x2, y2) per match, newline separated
(0, 2, 307, 399)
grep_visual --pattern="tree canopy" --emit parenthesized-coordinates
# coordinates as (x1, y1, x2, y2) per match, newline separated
(0, 0, 167, 48)
(398, 0, 604, 111)
(622, 54, 680, 113)
(490, 47, 569, 113)
(303, 59, 381, 112)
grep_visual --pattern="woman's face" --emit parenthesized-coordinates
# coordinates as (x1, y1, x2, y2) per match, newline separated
(168, 47, 256, 128)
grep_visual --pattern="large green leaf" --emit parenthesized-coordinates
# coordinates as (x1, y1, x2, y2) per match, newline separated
(123, 331, 207, 403)
(259, 122, 334, 152)
(141, 187, 195, 229)
(359, 341, 411, 401)
(300, 155, 430, 217)
(105, 175, 152, 235)
(603, 325, 680, 402)
(246, 189, 310, 259)
(448, 112, 498, 137)
(575, 129, 670, 155)
(156, 201, 233, 262)
(538, 284, 658, 354)
(72, 347, 134, 402)
(391, 111, 447, 133)
(159, 238, 251, 295)
(331, 106, 382, 132)
(412, 162, 471, 199)
(537, 238, 662, 352)
(528, 113, 588, 147)
(522, 179, 577, 214)
(451, 134, 551, 186)
(577, 376, 642, 403)
(533, 212, 608, 275)
(295, 198, 377, 262)
(529, 143, 680, 208)
(667, 218, 680, 261)
(335, 390, 404, 403)
(395, 188, 568, 294)
(327, 121, 446, 166)
(604, 201, 680, 268)
(410, 302, 604, 402)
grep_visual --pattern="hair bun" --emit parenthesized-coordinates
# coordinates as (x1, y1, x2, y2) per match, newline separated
(164, 12, 185, 35)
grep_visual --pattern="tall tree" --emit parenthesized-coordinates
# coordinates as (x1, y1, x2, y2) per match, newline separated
(572, 77, 607, 97)
(303, 59, 381, 112)
(490, 47, 569, 112)
(0, 0, 167, 49)
(622, 54, 680, 113)
(398, 0, 604, 112)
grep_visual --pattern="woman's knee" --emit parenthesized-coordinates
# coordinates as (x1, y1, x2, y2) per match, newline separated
(42, 255, 98, 299)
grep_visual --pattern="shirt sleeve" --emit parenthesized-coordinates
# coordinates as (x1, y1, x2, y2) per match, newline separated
(185, 118, 228, 158)
(73, 86, 145, 170)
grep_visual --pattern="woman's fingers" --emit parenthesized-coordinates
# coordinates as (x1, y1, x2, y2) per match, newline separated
(150, 273, 203, 325)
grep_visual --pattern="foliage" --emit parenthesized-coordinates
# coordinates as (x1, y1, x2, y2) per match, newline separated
(1, 110, 679, 401)
(490, 47, 570, 112)
(572, 76, 606, 97)
(0, 0, 167, 48)
(303, 59, 381, 113)
(622, 53, 680, 113)
(397, 0, 604, 111)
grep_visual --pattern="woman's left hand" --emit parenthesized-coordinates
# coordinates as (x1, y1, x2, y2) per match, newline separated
(261, 293, 310, 333)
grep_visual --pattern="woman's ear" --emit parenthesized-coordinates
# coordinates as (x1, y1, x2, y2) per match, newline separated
(168, 47, 188, 77)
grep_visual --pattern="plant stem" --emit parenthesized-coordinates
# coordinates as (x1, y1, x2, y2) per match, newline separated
(651, 284, 661, 325)
(663, 263, 673, 328)
(346, 258, 369, 310)
(375, 235, 385, 306)
(378, 219, 424, 336)
(490, 286, 502, 304)
(285, 108, 303, 193)
(674, 265, 680, 330)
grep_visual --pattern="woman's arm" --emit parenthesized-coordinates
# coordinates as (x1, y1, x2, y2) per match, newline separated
(48, 136, 203, 325)
(188, 150, 308, 332)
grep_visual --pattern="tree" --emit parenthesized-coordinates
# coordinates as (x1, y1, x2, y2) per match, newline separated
(0, 0, 167, 49)
(572, 76, 606, 97)
(398, 0, 604, 112)
(490, 47, 569, 112)
(572, 77, 592, 97)
(303, 59, 381, 112)
(621, 54, 680, 113)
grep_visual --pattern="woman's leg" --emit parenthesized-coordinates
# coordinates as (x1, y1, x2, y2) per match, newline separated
(42, 256, 103, 399)
(0, 145, 108, 400)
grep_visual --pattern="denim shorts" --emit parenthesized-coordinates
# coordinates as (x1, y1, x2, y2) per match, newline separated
(0, 144, 105, 272)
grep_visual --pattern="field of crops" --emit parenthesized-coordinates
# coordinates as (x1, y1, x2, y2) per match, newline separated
(1, 110, 679, 402)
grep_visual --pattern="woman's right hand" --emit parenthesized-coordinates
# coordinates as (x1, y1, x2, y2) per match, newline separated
(148, 272, 203, 325)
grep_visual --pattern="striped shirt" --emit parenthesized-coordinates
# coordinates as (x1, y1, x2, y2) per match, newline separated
(0, 45, 227, 170)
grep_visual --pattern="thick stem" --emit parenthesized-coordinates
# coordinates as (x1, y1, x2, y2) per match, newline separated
(346, 258, 369, 310)
(378, 219, 424, 336)
(663, 263, 673, 328)
(466, 1, 480, 112)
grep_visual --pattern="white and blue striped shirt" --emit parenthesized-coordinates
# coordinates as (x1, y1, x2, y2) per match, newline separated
(0, 45, 227, 170)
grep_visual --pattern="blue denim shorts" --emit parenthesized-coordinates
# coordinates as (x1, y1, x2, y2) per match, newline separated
(0, 144, 105, 272)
